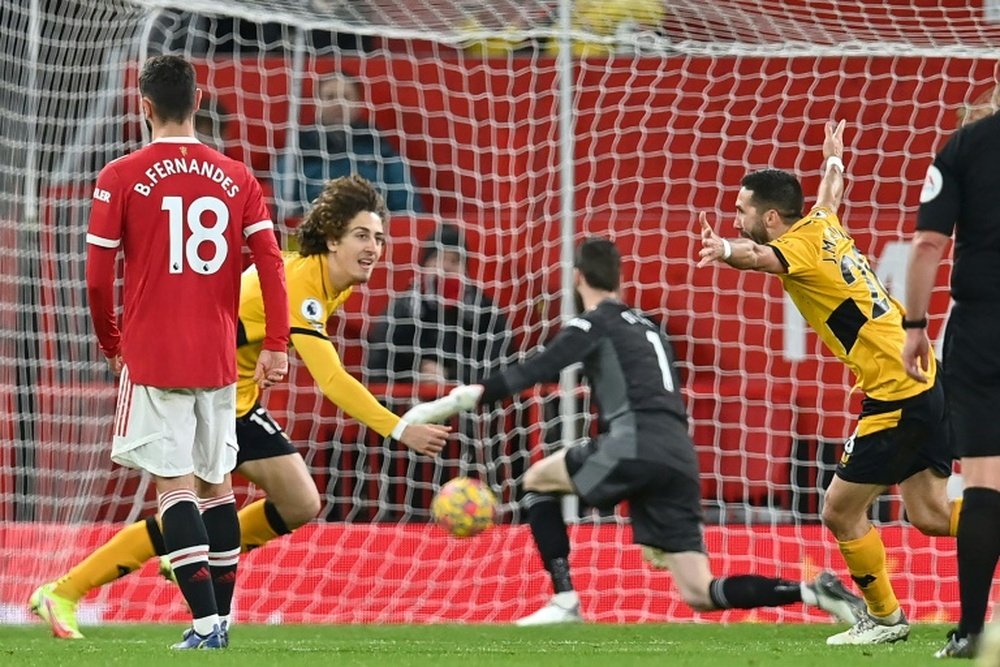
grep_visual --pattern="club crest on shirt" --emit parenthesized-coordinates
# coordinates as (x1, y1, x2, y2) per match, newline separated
(920, 165, 943, 203)
(301, 297, 325, 327)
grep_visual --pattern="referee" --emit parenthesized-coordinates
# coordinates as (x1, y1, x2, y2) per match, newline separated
(902, 88, 1000, 659)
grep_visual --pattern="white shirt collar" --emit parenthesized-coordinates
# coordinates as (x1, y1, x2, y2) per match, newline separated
(150, 136, 201, 144)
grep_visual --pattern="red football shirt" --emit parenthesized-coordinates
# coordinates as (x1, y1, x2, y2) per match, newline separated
(86, 136, 289, 388)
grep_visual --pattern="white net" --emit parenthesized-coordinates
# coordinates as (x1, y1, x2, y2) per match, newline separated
(2, 0, 996, 625)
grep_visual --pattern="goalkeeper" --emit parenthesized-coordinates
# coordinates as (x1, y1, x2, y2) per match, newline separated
(30, 175, 450, 640)
(405, 236, 864, 627)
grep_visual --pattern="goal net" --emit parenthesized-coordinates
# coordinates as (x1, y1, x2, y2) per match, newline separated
(1, 0, 995, 625)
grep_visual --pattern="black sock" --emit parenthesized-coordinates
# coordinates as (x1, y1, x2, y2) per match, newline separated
(264, 499, 291, 536)
(957, 487, 1000, 637)
(708, 575, 802, 609)
(159, 490, 217, 622)
(145, 516, 167, 557)
(200, 494, 240, 618)
(524, 492, 573, 593)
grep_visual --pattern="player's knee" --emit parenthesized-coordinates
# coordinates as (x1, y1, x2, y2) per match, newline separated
(820, 503, 850, 536)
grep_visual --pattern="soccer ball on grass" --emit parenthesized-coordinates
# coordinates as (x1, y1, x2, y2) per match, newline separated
(431, 477, 497, 538)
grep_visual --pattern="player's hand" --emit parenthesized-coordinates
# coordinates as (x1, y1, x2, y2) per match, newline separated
(823, 119, 846, 159)
(902, 328, 932, 383)
(254, 349, 288, 389)
(398, 422, 451, 456)
(697, 211, 726, 268)
(450, 384, 484, 410)
(106, 354, 123, 377)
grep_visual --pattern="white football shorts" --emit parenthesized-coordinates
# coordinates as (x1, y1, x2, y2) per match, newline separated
(111, 366, 238, 484)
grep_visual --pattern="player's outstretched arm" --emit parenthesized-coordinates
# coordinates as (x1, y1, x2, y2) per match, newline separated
(293, 332, 448, 454)
(815, 119, 846, 211)
(697, 212, 785, 274)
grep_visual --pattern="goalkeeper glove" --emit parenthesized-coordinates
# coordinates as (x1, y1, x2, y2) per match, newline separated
(401, 384, 484, 424)
(449, 384, 483, 410)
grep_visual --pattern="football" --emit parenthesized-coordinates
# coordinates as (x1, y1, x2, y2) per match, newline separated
(431, 477, 497, 538)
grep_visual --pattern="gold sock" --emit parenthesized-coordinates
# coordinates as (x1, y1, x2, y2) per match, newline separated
(838, 525, 899, 619)
(239, 499, 282, 553)
(52, 520, 156, 602)
(950, 498, 963, 537)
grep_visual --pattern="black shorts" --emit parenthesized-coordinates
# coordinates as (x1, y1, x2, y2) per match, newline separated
(235, 403, 297, 467)
(943, 303, 1000, 457)
(835, 377, 951, 485)
(564, 414, 705, 554)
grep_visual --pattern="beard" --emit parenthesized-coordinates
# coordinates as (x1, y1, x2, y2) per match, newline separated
(744, 221, 769, 245)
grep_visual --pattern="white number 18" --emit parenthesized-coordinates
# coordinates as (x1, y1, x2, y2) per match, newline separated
(162, 195, 230, 275)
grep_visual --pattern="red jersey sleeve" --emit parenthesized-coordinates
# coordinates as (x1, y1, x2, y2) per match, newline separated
(85, 166, 125, 358)
(87, 166, 125, 248)
(243, 175, 289, 351)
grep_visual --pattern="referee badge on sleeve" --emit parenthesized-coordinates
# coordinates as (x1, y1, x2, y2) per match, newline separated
(920, 165, 943, 203)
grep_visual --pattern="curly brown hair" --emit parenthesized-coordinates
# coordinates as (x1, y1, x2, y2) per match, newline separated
(297, 175, 388, 256)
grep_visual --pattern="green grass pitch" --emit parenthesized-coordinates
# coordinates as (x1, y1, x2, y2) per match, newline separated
(2, 622, 954, 667)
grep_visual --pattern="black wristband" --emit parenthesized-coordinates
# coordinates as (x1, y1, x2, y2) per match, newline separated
(901, 317, 928, 329)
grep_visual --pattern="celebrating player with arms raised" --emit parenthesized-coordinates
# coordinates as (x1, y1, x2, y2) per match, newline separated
(697, 121, 959, 645)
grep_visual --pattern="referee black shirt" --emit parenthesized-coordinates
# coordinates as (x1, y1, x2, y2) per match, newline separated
(917, 112, 1000, 302)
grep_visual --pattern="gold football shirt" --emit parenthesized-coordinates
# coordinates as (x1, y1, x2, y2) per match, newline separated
(235, 252, 400, 436)
(768, 207, 935, 401)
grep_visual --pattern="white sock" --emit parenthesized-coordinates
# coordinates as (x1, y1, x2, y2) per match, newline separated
(800, 582, 818, 607)
(192, 613, 220, 636)
(552, 591, 579, 607)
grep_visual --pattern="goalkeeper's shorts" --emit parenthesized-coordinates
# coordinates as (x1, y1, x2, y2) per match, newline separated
(564, 414, 705, 555)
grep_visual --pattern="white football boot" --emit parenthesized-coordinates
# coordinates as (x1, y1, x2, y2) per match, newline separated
(827, 610, 910, 645)
(514, 591, 583, 626)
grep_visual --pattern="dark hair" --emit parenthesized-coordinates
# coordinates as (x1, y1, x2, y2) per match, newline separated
(574, 237, 620, 291)
(138, 55, 197, 124)
(740, 169, 804, 222)
(419, 224, 465, 266)
(297, 175, 388, 256)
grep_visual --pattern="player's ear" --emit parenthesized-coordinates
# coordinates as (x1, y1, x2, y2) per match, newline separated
(140, 97, 153, 122)
(326, 237, 338, 253)
(192, 88, 203, 117)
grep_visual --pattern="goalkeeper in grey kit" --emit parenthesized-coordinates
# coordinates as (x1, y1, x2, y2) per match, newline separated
(407, 236, 865, 627)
